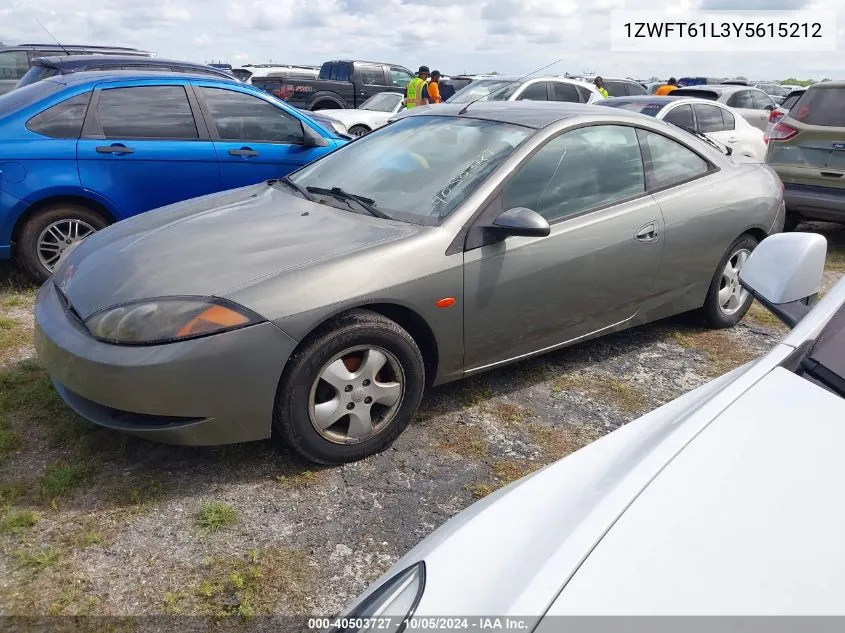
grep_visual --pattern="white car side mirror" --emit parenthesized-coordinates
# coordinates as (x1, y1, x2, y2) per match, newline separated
(739, 232, 827, 327)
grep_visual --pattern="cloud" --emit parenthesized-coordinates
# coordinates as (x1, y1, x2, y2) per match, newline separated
(698, 0, 808, 8)
(1, 0, 841, 80)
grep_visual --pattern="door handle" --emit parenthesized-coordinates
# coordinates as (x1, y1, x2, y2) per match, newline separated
(727, 136, 737, 143)
(96, 144, 134, 155)
(229, 148, 259, 157)
(820, 171, 843, 178)
(635, 222, 658, 242)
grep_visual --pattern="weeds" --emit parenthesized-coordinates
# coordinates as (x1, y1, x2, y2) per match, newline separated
(196, 501, 238, 533)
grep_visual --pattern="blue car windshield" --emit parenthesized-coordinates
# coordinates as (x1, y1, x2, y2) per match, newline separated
(0, 80, 64, 118)
(289, 115, 532, 225)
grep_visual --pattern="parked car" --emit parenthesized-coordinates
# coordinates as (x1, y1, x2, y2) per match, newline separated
(439, 75, 475, 101)
(568, 75, 647, 97)
(0, 71, 347, 280)
(766, 81, 845, 230)
(332, 231, 845, 624)
(230, 64, 319, 84)
(670, 85, 778, 131)
(15, 55, 236, 89)
(765, 87, 807, 133)
(35, 102, 784, 465)
(251, 60, 415, 111)
(446, 76, 605, 104)
(601, 96, 767, 160)
(312, 92, 405, 136)
(647, 81, 666, 94)
(0, 43, 151, 95)
(678, 76, 725, 87)
(754, 81, 790, 105)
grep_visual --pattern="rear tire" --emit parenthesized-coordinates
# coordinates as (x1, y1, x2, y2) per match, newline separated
(699, 233, 759, 329)
(274, 309, 425, 465)
(16, 203, 109, 283)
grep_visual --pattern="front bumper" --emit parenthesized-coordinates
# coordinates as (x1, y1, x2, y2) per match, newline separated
(783, 183, 845, 223)
(34, 282, 298, 445)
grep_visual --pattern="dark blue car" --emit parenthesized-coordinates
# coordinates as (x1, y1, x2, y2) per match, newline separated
(0, 71, 347, 280)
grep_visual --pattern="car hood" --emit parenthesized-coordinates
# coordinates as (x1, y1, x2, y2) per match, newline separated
(354, 354, 845, 619)
(55, 183, 418, 320)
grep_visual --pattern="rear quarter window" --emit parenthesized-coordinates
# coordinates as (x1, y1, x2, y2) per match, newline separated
(790, 88, 845, 127)
(26, 92, 91, 138)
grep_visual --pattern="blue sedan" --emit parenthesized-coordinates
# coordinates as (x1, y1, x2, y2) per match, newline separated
(0, 71, 347, 280)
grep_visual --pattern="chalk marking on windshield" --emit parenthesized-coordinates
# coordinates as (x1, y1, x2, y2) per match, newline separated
(432, 149, 495, 206)
(537, 144, 567, 211)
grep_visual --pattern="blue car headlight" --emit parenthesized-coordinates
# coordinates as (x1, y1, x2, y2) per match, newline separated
(84, 297, 262, 345)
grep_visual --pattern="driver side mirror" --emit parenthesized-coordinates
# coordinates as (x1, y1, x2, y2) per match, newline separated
(486, 207, 551, 239)
(764, 104, 775, 111)
(302, 124, 329, 148)
(739, 233, 827, 327)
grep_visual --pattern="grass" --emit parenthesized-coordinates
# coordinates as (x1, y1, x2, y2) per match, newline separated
(15, 546, 61, 571)
(1, 509, 39, 535)
(745, 301, 788, 330)
(187, 547, 313, 617)
(0, 413, 22, 455)
(434, 421, 489, 460)
(106, 478, 168, 509)
(276, 470, 326, 490)
(0, 481, 31, 505)
(196, 501, 238, 533)
(466, 482, 494, 499)
(552, 373, 649, 415)
(670, 328, 761, 376)
(0, 315, 18, 330)
(37, 461, 93, 502)
(489, 402, 532, 425)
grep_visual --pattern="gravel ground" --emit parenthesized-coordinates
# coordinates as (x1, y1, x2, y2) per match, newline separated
(0, 222, 842, 620)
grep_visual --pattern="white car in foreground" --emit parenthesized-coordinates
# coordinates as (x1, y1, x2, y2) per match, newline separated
(331, 232, 845, 628)
(602, 95, 767, 160)
(314, 92, 405, 137)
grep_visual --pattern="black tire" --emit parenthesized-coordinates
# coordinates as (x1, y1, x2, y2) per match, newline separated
(700, 233, 759, 329)
(274, 309, 425, 465)
(16, 203, 109, 283)
(348, 125, 370, 137)
(311, 101, 339, 111)
(783, 212, 801, 232)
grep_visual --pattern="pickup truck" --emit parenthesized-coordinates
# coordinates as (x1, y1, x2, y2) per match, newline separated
(252, 59, 416, 110)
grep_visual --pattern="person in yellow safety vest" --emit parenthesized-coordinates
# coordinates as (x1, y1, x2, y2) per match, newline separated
(594, 76, 610, 98)
(405, 66, 430, 108)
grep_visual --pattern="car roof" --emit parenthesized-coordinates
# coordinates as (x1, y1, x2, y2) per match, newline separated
(674, 84, 750, 94)
(602, 95, 682, 103)
(30, 55, 232, 74)
(42, 70, 240, 87)
(808, 80, 845, 89)
(397, 101, 636, 129)
(2, 43, 151, 54)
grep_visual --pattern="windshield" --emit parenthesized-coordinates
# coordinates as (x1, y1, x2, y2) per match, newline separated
(361, 92, 402, 112)
(446, 79, 520, 103)
(288, 116, 532, 225)
(16, 65, 61, 88)
(231, 69, 252, 82)
(601, 99, 667, 116)
(799, 302, 845, 399)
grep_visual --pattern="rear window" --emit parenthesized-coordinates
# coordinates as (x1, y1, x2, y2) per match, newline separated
(790, 87, 845, 127)
(782, 91, 805, 111)
(231, 69, 252, 82)
(672, 89, 719, 101)
(600, 99, 667, 116)
(26, 92, 91, 138)
(0, 79, 64, 117)
(16, 64, 62, 88)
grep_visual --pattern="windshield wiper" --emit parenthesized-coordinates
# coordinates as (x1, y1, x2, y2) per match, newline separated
(272, 176, 314, 200)
(673, 124, 733, 156)
(305, 186, 393, 220)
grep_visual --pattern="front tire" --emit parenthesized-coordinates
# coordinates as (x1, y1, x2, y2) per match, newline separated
(700, 233, 759, 329)
(783, 212, 801, 232)
(17, 203, 109, 282)
(348, 125, 370, 137)
(274, 309, 425, 465)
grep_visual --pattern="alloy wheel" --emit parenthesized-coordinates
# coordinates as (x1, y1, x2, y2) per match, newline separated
(37, 219, 96, 272)
(308, 345, 405, 445)
(718, 248, 751, 315)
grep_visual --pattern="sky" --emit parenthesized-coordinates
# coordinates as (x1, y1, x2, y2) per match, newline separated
(1, 0, 842, 80)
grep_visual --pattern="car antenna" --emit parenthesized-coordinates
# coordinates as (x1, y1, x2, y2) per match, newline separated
(457, 58, 562, 115)
(34, 18, 71, 56)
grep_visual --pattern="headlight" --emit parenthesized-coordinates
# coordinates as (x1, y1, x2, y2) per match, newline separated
(84, 297, 262, 345)
(330, 562, 425, 633)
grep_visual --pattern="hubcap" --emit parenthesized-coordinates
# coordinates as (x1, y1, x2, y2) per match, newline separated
(37, 219, 96, 272)
(308, 346, 405, 445)
(718, 248, 751, 315)
(350, 128, 367, 137)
